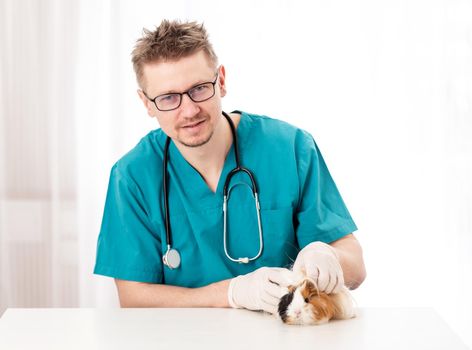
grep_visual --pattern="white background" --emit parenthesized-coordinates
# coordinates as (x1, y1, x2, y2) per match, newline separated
(1, 0, 471, 347)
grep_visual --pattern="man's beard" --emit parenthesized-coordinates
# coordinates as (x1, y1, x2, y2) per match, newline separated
(177, 114, 216, 148)
(179, 129, 214, 148)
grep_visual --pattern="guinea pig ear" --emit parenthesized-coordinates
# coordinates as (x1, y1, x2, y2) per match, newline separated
(304, 279, 320, 296)
(304, 279, 315, 290)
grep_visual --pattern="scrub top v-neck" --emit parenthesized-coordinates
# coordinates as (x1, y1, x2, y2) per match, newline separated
(165, 124, 238, 206)
(94, 111, 357, 287)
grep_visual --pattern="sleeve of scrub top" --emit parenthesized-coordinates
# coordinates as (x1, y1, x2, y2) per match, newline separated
(294, 131, 358, 249)
(94, 164, 164, 283)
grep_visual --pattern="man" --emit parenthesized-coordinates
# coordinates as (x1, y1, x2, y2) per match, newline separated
(94, 20, 366, 315)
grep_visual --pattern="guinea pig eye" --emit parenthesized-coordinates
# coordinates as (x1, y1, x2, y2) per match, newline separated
(304, 297, 309, 303)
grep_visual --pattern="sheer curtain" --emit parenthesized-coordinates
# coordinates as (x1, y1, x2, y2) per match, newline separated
(1, 0, 471, 347)
(0, 0, 80, 309)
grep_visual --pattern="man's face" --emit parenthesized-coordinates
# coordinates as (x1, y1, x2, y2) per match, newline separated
(138, 50, 226, 148)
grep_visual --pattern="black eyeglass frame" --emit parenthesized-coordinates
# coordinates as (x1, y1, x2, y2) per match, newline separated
(143, 73, 219, 112)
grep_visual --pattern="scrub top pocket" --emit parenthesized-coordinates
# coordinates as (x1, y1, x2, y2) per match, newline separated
(258, 206, 298, 268)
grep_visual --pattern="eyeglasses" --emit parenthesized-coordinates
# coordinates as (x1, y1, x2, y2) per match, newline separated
(144, 74, 219, 111)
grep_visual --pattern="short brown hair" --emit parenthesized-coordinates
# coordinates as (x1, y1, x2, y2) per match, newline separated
(131, 20, 218, 88)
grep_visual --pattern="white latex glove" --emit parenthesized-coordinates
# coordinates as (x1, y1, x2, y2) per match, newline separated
(228, 267, 298, 315)
(293, 241, 344, 294)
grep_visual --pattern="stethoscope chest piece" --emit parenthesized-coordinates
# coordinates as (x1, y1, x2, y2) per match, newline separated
(163, 246, 181, 269)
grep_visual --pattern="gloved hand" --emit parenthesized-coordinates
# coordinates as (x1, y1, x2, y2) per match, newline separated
(228, 267, 298, 314)
(292, 241, 344, 294)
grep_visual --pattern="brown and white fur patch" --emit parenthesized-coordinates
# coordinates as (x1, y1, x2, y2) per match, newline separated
(278, 278, 355, 325)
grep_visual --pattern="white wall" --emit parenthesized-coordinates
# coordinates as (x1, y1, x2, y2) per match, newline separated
(1, 0, 471, 347)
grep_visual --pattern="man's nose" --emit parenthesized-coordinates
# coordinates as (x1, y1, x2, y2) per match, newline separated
(179, 93, 200, 118)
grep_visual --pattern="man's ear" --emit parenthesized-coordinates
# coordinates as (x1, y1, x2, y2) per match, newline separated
(137, 89, 155, 118)
(218, 65, 227, 97)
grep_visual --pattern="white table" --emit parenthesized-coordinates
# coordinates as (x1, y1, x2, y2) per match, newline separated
(0, 307, 468, 349)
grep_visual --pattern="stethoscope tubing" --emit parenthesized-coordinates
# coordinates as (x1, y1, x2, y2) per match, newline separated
(162, 111, 263, 269)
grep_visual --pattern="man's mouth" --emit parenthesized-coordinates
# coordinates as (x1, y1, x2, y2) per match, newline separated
(182, 120, 205, 128)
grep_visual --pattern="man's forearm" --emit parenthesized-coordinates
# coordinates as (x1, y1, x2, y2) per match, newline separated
(115, 278, 232, 308)
(330, 234, 367, 289)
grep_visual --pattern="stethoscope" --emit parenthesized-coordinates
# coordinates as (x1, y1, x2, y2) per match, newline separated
(162, 111, 264, 269)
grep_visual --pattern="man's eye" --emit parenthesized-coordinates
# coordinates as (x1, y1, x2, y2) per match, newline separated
(159, 95, 177, 102)
(192, 84, 210, 93)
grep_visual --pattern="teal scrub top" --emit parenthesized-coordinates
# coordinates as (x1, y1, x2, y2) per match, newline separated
(93, 111, 357, 287)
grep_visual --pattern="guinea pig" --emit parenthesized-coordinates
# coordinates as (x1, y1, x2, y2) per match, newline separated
(278, 278, 355, 325)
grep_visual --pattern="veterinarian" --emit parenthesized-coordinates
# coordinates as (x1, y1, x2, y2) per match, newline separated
(94, 20, 366, 315)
